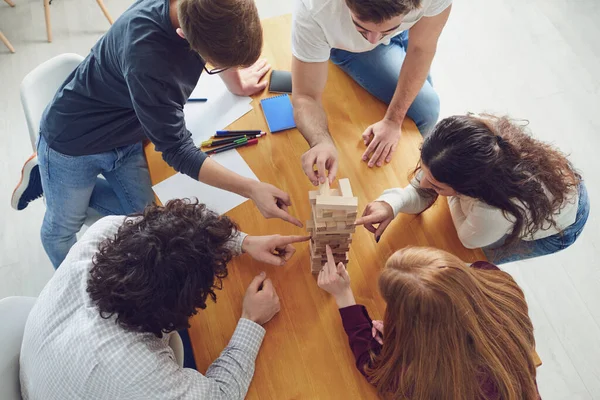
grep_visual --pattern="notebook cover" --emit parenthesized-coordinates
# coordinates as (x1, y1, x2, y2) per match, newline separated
(260, 94, 296, 133)
(268, 70, 292, 93)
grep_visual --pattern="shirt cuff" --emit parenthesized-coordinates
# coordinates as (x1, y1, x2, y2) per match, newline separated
(375, 193, 403, 217)
(229, 318, 266, 360)
(339, 304, 372, 332)
(228, 231, 248, 256)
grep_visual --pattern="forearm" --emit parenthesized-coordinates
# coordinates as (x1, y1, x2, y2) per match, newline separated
(377, 175, 438, 216)
(385, 47, 436, 124)
(198, 157, 257, 198)
(220, 68, 242, 95)
(293, 95, 333, 147)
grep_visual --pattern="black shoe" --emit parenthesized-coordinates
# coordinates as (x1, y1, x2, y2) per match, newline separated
(11, 153, 43, 210)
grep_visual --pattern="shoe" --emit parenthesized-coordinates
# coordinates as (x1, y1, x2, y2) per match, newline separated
(11, 153, 44, 210)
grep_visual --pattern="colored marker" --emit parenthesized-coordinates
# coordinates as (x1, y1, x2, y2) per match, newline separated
(207, 138, 259, 155)
(188, 98, 208, 102)
(202, 132, 265, 147)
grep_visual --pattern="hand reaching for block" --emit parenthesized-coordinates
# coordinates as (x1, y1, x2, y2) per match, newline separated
(242, 235, 311, 266)
(317, 245, 355, 309)
(355, 201, 395, 242)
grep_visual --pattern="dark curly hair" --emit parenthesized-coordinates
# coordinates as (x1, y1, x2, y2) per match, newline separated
(87, 199, 238, 337)
(417, 114, 581, 249)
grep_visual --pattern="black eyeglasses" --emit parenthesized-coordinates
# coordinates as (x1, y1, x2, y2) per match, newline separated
(203, 65, 229, 75)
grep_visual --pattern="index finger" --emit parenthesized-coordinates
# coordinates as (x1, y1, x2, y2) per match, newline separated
(272, 207, 303, 228)
(325, 245, 336, 274)
(276, 235, 311, 245)
(316, 155, 327, 185)
(354, 213, 383, 226)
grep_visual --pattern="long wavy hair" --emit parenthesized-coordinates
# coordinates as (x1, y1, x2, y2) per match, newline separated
(87, 199, 237, 337)
(367, 247, 538, 399)
(418, 114, 580, 247)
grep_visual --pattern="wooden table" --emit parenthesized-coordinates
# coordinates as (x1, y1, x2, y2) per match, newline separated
(144, 15, 497, 400)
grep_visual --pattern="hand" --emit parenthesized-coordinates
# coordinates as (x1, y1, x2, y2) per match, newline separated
(361, 118, 401, 167)
(241, 272, 280, 325)
(354, 201, 394, 242)
(242, 235, 310, 266)
(228, 59, 271, 96)
(249, 182, 303, 227)
(301, 141, 339, 186)
(317, 245, 355, 308)
(371, 320, 384, 345)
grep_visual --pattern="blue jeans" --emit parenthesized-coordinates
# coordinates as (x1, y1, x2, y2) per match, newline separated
(330, 31, 440, 136)
(483, 182, 590, 264)
(37, 135, 155, 268)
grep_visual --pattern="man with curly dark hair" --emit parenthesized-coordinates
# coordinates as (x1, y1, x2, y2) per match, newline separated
(20, 199, 309, 399)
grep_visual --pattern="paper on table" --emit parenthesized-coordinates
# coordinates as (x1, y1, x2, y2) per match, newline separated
(152, 150, 259, 215)
(185, 73, 254, 145)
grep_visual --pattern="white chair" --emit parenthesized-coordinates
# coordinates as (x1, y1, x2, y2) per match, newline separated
(0, 296, 36, 400)
(169, 331, 185, 368)
(20, 53, 101, 226)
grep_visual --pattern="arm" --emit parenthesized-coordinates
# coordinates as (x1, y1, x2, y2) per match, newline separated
(385, 7, 451, 125)
(292, 57, 339, 185)
(362, 6, 452, 166)
(291, 1, 339, 185)
(139, 319, 265, 400)
(219, 59, 271, 96)
(447, 196, 514, 249)
(376, 173, 438, 216)
(292, 58, 331, 148)
(339, 305, 382, 379)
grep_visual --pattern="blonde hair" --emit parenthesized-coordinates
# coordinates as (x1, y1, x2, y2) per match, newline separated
(367, 247, 538, 399)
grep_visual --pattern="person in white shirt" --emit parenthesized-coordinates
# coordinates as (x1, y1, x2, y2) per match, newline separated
(292, 0, 452, 185)
(20, 199, 309, 399)
(355, 114, 590, 264)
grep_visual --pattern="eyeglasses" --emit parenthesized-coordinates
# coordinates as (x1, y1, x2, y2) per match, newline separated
(203, 65, 229, 75)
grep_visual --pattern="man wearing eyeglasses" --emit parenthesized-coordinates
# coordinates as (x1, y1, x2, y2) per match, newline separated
(292, 0, 451, 185)
(11, 0, 303, 269)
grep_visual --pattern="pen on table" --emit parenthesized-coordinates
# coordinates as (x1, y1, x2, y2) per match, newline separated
(202, 132, 265, 148)
(187, 98, 208, 103)
(206, 138, 259, 155)
(215, 130, 263, 136)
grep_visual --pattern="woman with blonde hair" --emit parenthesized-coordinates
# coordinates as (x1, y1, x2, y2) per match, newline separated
(318, 245, 540, 399)
(356, 114, 589, 264)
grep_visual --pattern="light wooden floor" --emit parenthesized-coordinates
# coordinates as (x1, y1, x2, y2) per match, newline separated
(1, 0, 599, 398)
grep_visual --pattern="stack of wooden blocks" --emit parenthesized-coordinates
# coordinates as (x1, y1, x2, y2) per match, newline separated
(307, 178, 358, 273)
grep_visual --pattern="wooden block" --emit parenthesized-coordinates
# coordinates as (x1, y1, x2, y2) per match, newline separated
(319, 180, 330, 195)
(330, 188, 341, 196)
(339, 178, 353, 198)
(326, 221, 337, 230)
(309, 190, 318, 205)
(322, 211, 333, 218)
(346, 211, 357, 219)
(316, 195, 358, 212)
(315, 221, 326, 232)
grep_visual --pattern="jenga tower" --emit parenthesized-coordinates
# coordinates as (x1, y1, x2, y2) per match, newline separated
(306, 178, 358, 273)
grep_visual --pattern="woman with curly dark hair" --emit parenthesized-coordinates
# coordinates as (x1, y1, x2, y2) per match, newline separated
(20, 199, 309, 399)
(356, 114, 589, 263)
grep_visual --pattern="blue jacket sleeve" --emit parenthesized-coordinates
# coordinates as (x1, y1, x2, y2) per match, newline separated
(125, 68, 207, 179)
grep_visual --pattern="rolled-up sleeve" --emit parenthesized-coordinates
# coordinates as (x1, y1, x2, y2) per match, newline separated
(125, 69, 207, 179)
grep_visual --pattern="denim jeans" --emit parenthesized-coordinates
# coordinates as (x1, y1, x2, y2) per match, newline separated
(37, 135, 155, 268)
(483, 182, 590, 264)
(330, 31, 440, 136)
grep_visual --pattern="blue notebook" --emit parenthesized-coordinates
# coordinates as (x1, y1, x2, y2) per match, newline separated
(260, 94, 296, 133)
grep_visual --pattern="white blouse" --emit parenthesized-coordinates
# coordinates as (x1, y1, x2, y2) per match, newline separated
(376, 181, 579, 249)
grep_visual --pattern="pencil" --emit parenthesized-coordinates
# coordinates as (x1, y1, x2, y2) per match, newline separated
(188, 98, 208, 102)
(215, 130, 262, 136)
(207, 138, 259, 155)
(202, 132, 265, 147)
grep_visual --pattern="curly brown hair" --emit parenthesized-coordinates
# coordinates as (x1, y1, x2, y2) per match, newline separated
(418, 114, 581, 249)
(87, 199, 238, 337)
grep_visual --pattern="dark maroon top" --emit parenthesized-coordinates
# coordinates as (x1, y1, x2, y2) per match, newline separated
(338, 261, 541, 399)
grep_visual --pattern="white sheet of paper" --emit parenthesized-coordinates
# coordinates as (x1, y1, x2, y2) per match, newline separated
(184, 73, 254, 145)
(152, 150, 259, 215)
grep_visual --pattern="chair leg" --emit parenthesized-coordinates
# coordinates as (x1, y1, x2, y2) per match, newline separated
(0, 31, 15, 53)
(96, 0, 113, 25)
(43, 0, 52, 43)
(4, 0, 16, 7)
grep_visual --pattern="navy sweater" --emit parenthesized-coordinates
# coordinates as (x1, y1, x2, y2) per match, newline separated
(40, 0, 207, 179)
